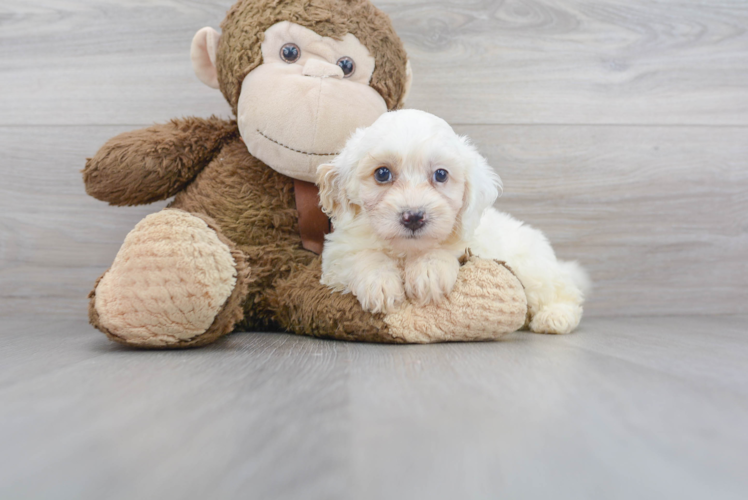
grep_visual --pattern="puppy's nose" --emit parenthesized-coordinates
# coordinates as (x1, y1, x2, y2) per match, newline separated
(401, 211, 426, 231)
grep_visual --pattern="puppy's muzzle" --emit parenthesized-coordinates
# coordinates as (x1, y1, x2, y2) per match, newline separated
(400, 210, 426, 231)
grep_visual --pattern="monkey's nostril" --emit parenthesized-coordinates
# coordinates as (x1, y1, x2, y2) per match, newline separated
(302, 59, 344, 79)
(400, 211, 426, 231)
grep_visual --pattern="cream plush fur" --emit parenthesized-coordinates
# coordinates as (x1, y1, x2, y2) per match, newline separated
(318, 110, 590, 335)
(95, 210, 238, 345)
(384, 256, 527, 342)
(236, 21, 389, 183)
(192, 21, 414, 184)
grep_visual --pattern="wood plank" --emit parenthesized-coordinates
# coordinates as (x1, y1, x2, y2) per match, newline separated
(346, 318, 748, 499)
(0, 316, 111, 390)
(558, 315, 748, 396)
(2, 124, 745, 317)
(2, 0, 748, 126)
(388, 0, 748, 125)
(0, 321, 352, 500)
(0, 126, 169, 316)
(458, 123, 748, 317)
(1, 315, 747, 499)
(0, 0, 234, 126)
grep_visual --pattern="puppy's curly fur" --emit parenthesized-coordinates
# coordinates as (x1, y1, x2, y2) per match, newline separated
(318, 110, 590, 334)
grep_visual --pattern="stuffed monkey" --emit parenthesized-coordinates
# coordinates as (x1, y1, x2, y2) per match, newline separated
(83, 0, 528, 348)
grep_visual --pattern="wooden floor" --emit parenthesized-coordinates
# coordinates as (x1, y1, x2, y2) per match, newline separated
(1, 314, 747, 500)
(2, 1, 747, 498)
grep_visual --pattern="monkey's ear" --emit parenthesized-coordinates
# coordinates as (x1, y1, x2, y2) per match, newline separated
(191, 27, 221, 89)
(401, 60, 414, 105)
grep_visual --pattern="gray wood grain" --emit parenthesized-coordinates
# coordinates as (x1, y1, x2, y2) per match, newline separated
(0, 0, 234, 126)
(2, 0, 748, 126)
(1, 314, 747, 500)
(461, 124, 748, 317)
(387, 0, 748, 125)
(2, 124, 746, 317)
(0, 126, 168, 316)
(3, 2, 748, 498)
(1, 2, 746, 313)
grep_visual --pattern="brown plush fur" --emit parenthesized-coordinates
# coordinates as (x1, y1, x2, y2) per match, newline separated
(194, 212, 254, 344)
(170, 134, 314, 331)
(84, 116, 239, 206)
(83, 0, 412, 345)
(269, 258, 404, 342)
(217, 0, 409, 114)
(83, 0, 527, 347)
(86, 121, 401, 343)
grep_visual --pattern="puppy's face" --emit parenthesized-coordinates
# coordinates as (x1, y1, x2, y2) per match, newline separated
(318, 110, 501, 252)
(354, 138, 466, 249)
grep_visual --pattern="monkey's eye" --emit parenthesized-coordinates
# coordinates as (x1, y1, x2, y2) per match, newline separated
(280, 43, 301, 63)
(337, 57, 356, 78)
(434, 169, 449, 183)
(375, 167, 392, 183)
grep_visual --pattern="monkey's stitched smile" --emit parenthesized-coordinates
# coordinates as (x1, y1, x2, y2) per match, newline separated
(257, 129, 338, 157)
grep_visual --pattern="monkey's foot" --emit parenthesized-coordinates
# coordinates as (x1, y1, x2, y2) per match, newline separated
(383, 257, 528, 343)
(89, 209, 250, 348)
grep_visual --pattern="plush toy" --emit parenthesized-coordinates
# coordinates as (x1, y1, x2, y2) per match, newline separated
(83, 0, 528, 348)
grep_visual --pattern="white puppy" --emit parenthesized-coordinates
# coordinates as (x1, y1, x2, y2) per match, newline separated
(317, 109, 590, 334)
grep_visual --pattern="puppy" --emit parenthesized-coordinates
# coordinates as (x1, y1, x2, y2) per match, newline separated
(317, 109, 590, 334)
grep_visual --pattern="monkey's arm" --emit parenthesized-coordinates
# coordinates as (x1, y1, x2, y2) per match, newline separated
(270, 255, 527, 343)
(83, 116, 239, 206)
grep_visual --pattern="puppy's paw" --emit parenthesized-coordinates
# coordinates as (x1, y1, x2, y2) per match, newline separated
(404, 251, 460, 306)
(529, 303, 583, 335)
(353, 269, 406, 314)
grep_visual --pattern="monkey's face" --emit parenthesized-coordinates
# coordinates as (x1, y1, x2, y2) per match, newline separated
(237, 22, 388, 182)
(193, 21, 391, 183)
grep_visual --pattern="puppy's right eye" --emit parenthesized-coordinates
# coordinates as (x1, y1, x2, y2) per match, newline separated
(374, 167, 392, 183)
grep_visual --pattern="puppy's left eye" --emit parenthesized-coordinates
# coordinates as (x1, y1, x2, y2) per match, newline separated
(375, 167, 392, 183)
(434, 169, 449, 183)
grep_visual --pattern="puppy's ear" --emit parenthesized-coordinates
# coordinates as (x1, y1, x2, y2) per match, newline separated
(317, 127, 369, 219)
(458, 138, 502, 238)
(317, 163, 344, 218)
